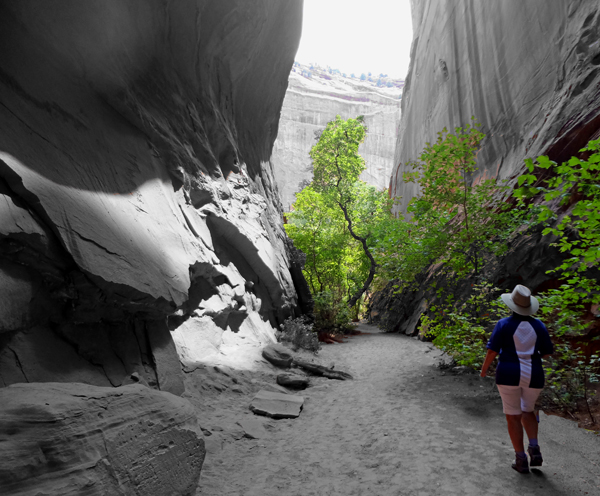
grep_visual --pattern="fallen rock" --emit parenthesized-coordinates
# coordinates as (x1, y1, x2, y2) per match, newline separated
(277, 373, 310, 389)
(262, 343, 294, 368)
(237, 417, 269, 439)
(0, 383, 205, 495)
(293, 358, 353, 380)
(249, 389, 304, 419)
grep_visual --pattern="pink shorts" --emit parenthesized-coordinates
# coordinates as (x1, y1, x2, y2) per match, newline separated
(497, 385, 542, 415)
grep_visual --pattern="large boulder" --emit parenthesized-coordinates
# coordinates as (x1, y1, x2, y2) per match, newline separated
(0, 383, 205, 495)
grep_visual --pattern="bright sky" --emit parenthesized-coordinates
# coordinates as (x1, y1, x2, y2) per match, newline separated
(295, 0, 413, 79)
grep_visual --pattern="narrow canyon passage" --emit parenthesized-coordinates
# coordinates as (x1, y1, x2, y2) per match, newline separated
(195, 325, 600, 496)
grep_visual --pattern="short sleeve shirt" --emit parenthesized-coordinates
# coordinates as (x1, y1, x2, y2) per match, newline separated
(487, 315, 553, 388)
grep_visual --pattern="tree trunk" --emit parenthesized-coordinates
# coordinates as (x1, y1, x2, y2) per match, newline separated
(337, 201, 378, 308)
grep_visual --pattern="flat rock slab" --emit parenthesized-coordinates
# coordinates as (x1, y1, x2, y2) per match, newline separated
(249, 389, 304, 419)
(277, 373, 310, 389)
(262, 343, 294, 368)
(237, 417, 269, 439)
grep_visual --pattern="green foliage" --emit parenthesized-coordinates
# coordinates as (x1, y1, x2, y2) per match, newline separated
(536, 288, 599, 419)
(420, 283, 509, 368)
(279, 316, 320, 353)
(312, 290, 353, 331)
(514, 139, 600, 307)
(421, 138, 600, 417)
(380, 120, 517, 287)
(512, 139, 600, 418)
(285, 186, 353, 297)
(311, 115, 367, 196)
(287, 115, 394, 314)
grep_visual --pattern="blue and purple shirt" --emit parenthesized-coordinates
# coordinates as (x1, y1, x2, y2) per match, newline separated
(487, 314, 554, 389)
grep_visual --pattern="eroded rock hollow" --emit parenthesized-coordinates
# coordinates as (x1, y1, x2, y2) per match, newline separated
(0, 1, 303, 492)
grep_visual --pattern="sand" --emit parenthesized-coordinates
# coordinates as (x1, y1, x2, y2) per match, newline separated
(183, 324, 600, 496)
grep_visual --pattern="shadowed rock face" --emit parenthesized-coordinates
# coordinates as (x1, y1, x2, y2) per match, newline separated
(0, 383, 205, 495)
(0, 0, 303, 491)
(272, 66, 402, 211)
(372, 0, 600, 335)
(0, 0, 303, 386)
(391, 0, 600, 216)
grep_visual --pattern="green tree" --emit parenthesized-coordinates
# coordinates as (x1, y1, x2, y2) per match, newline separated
(309, 115, 385, 308)
(285, 186, 350, 297)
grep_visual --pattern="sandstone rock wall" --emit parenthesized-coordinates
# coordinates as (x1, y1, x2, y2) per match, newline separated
(0, 1, 303, 491)
(372, 0, 600, 336)
(391, 0, 600, 216)
(272, 66, 402, 211)
(0, 0, 303, 387)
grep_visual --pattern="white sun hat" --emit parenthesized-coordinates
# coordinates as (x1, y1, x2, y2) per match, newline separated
(501, 284, 539, 316)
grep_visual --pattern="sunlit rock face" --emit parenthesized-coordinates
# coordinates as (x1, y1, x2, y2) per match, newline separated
(391, 0, 600, 216)
(272, 65, 402, 211)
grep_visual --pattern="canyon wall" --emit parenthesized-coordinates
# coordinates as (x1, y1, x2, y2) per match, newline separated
(272, 65, 402, 211)
(372, 0, 600, 335)
(0, 0, 303, 492)
(391, 0, 600, 215)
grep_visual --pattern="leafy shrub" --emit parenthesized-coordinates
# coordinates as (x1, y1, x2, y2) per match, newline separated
(279, 316, 320, 353)
(420, 282, 508, 368)
(536, 288, 599, 420)
(312, 291, 352, 331)
(378, 121, 518, 290)
(514, 139, 600, 420)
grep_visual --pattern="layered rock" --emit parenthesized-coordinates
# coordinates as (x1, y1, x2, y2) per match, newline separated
(272, 64, 402, 211)
(0, 383, 205, 496)
(391, 0, 600, 216)
(0, 0, 303, 385)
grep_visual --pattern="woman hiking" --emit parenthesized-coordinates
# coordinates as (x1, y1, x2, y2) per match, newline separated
(480, 284, 554, 474)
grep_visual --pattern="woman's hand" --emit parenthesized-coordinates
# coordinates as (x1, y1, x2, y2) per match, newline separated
(480, 349, 498, 379)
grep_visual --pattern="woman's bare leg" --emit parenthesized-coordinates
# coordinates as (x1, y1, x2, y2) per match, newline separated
(505, 414, 524, 452)
(521, 411, 538, 443)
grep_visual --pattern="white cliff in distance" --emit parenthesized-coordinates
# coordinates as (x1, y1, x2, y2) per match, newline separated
(272, 63, 403, 211)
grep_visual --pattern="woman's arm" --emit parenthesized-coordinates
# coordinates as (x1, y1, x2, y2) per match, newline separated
(480, 349, 499, 378)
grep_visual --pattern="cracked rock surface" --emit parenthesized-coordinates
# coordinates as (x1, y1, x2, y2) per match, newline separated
(0, 1, 304, 493)
(0, 0, 303, 385)
(0, 383, 205, 496)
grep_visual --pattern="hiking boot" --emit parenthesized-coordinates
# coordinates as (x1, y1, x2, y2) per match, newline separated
(512, 454, 530, 474)
(528, 445, 543, 467)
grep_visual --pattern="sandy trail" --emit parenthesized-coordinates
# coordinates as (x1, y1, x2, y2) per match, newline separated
(188, 324, 600, 496)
